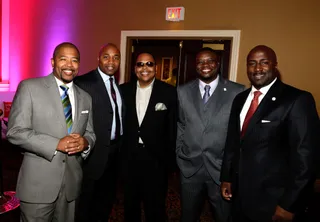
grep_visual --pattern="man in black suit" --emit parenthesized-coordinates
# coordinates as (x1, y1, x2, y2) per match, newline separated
(74, 43, 123, 222)
(120, 52, 177, 222)
(220, 45, 319, 222)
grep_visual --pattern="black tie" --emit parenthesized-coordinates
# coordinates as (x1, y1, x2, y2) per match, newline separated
(109, 77, 121, 139)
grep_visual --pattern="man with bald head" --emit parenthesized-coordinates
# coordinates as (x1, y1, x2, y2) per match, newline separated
(7, 42, 96, 221)
(221, 45, 319, 221)
(74, 43, 124, 222)
(120, 52, 177, 221)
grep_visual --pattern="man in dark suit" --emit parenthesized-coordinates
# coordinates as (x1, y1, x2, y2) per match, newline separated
(120, 52, 177, 222)
(74, 43, 123, 222)
(221, 45, 319, 222)
(176, 47, 245, 222)
(7, 42, 96, 221)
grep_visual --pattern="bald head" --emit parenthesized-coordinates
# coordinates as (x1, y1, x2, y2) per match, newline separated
(247, 45, 277, 65)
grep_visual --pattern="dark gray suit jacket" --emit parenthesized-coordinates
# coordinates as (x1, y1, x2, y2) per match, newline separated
(176, 77, 245, 184)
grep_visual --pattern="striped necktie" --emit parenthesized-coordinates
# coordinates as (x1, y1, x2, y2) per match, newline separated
(60, 85, 73, 134)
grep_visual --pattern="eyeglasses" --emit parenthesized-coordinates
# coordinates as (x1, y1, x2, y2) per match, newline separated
(136, 61, 155, 67)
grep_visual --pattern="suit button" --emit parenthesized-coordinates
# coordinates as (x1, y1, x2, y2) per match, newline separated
(62, 160, 65, 163)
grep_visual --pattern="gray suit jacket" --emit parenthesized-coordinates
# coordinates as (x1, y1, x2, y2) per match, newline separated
(176, 77, 244, 184)
(7, 74, 96, 203)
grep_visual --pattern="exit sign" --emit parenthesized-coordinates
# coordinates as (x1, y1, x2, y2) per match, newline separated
(166, 7, 185, 21)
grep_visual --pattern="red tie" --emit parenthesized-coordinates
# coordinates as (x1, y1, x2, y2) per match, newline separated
(241, 91, 262, 137)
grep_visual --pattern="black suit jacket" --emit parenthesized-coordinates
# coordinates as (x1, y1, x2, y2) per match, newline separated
(221, 79, 319, 220)
(120, 79, 177, 172)
(74, 69, 124, 180)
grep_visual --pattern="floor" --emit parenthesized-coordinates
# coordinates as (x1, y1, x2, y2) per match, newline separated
(1, 139, 320, 222)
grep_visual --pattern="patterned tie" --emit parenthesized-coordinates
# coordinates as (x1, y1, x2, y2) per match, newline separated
(60, 85, 72, 134)
(241, 90, 262, 137)
(109, 77, 121, 139)
(203, 85, 211, 104)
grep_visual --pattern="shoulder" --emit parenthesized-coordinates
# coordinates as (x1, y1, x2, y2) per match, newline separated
(120, 81, 134, 91)
(74, 85, 92, 101)
(223, 79, 246, 92)
(74, 70, 97, 83)
(177, 79, 197, 93)
(155, 79, 176, 92)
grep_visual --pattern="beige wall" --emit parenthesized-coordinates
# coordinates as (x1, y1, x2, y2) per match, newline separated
(9, 0, 320, 111)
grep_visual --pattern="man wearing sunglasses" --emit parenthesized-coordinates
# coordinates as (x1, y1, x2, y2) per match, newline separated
(176, 47, 245, 222)
(74, 43, 124, 222)
(120, 53, 177, 222)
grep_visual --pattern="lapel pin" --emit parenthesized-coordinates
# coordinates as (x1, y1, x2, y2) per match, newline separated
(223, 88, 227, 91)
(272, 97, 276, 101)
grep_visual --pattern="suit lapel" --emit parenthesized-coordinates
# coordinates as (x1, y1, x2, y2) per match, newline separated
(204, 78, 229, 128)
(43, 74, 67, 131)
(188, 80, 206, 126)
(71, 85, 81, 133)
(140, 79, 159, 127)
(242, 80, 283, 139)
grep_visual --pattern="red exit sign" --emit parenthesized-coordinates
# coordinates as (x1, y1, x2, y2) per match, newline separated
(166, 7, 185, 21)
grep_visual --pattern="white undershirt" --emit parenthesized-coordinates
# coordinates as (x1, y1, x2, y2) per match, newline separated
(240, 78, 277, 130)
(136, 78, 155, 143)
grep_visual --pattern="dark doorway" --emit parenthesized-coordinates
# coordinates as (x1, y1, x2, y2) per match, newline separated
(126, 39, 232, 86)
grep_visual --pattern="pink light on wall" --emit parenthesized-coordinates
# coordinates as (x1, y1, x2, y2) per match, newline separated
(42, 2, 75, 77)
(7, 0, 76, 92)
(8, 0, 35, 91)
(1, 0, 10, 91)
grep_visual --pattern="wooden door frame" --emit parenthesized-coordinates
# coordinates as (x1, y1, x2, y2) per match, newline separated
(120, 30, 241, 84)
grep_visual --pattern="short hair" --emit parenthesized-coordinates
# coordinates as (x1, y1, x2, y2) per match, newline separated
(247, 45, 277, 64)
(135, 52, 156, 64)
(98, 43, 119, 57)
(196, 47, 219, 56)
(53, 42, 80, 61)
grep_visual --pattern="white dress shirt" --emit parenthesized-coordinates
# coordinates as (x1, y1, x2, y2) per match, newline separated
(199, 75, 219, 99)
(240, 78, 277, 130)
(136, 78, 155, 143)
(98, 68, 123, 140)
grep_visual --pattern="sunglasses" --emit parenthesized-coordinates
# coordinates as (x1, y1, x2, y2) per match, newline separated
(136, 61, 155, 67)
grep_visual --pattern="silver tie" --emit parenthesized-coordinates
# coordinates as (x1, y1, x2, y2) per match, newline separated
(203, 85, 211, 104)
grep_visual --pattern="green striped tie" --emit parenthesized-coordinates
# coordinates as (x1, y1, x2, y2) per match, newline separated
(60, 85, 72, 134)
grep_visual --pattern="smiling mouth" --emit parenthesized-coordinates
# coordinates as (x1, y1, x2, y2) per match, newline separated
(62, 69, 74, 75)
(253, 73, 265, 80)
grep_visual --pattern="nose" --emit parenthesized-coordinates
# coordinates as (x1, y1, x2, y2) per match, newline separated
(254, 63, 262, 72)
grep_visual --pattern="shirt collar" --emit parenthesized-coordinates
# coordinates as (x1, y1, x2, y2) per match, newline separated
(137, 78, 155, 90)
(98, 67, 114, 83)
(54, 76, 73, 91)
(198, 75, 219, 91)
(250, 77, 277, 96)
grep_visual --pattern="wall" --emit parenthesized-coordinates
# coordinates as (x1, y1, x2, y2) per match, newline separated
(2, 0, 320, 111)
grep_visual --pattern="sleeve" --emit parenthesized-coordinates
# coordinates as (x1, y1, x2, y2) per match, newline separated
(6, 81, 59, 161)
(279, 92, 319, 212)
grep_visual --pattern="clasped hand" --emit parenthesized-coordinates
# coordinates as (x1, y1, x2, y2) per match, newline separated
(57, 133, 89, 155)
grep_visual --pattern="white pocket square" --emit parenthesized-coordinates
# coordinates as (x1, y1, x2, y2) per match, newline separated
(81, 110, 89, 114)
(261, 120, 271, 123)
(155, 103, 167, 111)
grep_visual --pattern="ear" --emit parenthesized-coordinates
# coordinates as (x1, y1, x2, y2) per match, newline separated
(50, 58, 54, 68)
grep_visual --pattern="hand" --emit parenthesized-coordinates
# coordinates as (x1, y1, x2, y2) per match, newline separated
(221, 182, 232, 201)
(56, 134, 88, 155)
(67, 133, 89, 155)
(272, 205, 294, 222)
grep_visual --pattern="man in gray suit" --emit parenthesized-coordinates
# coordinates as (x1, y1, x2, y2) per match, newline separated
(7, 42, 96, 222)
(176, 47, 245, 222)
